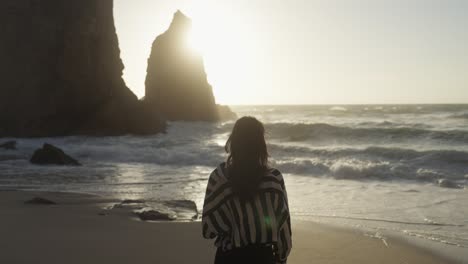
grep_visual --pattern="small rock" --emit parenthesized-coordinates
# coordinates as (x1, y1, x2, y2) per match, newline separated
(25, 197, 57, 205)
(0, 140, 16, 150)
(135, 209, 175, 221)
(30, 143, 81, 166)
(437, 179, 461, 189)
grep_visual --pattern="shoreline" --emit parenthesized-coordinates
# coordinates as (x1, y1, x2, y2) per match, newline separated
(382, 227, 468, 264)
(0, 190, 460, 264)
(302, 217, 467, 264)
(300, 215, 468, 264)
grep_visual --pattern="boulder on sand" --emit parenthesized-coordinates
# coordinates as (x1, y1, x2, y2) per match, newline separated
(135, 209, 175, 221)
(30, 143, 81, 166)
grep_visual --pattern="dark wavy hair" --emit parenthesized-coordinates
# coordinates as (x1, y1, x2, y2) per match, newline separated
(225, 116, 269, 199)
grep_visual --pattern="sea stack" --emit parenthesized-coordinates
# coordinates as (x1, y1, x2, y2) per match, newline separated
(0, 0, 164, 137)
(145, 11, 233, 121)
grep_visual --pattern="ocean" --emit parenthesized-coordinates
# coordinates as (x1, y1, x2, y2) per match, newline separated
(1, 104, 467, 253)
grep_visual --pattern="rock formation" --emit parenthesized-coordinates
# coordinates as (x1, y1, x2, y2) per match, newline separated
(437, 178, 462, 189)
(134, 209, 175, 221)
(0, 0, 164, 137)
(145, 11, 234, 121)
(30, 143, 81, 166)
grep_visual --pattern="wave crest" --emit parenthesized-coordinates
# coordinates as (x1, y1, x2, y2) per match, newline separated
(264, 122, 468, 144)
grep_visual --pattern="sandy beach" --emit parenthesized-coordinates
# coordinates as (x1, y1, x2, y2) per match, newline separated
(0, 191, 457, 264)
(1, 0, 466, 263)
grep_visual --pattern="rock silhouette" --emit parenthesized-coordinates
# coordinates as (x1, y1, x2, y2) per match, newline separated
(135, 209, 175, 221)
(145, 11, 232, 121)
(30, 143, 81, 166)
(0, 3, 234, 137)
(0, 0, 164, 137)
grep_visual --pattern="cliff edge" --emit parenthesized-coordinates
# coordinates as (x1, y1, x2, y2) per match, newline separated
(0, 0, 164, 137)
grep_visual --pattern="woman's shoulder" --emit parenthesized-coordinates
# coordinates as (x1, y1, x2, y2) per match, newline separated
(209, 162, 229, 180)
(206, 163, 229, 192)
(263, 167, 285, 186)
(211, 163, 283, 180)
(266, 167, 283, 178)
(261, 167, 287, 194)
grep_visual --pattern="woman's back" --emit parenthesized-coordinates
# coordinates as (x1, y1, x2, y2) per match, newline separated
(202, 162, 292, 264)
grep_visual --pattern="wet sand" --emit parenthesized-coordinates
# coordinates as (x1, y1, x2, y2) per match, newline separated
(0, 191, 456, 264)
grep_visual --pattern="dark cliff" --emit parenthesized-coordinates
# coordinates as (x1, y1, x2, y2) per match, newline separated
(0, 0, 164, 137)
(144, 11, 234, 121)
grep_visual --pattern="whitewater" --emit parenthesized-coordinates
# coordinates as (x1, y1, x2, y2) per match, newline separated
(1, 104, 467, 259)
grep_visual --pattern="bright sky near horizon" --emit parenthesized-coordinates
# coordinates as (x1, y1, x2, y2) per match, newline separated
(114, 0, 468, 105)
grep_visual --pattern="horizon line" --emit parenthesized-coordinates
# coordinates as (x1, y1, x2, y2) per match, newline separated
(225, 102, 468, 106)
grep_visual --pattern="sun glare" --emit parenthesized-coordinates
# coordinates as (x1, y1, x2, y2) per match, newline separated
(179, 6, 264, 105)
(115, 0, 267, 105)
(185, 26, 204, 55)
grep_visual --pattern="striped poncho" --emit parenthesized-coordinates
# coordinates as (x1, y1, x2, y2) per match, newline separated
(202, 162, 292, 264)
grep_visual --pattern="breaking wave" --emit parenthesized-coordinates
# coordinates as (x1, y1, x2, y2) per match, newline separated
(263, 123, 468, 145)
(450, 112, 468, 120)
(269, 145, 468, 183)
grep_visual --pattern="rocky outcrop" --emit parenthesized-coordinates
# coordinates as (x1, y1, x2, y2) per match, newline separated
(437, 179, 462, 189)
(30, 143, 81, 166)
(144, 11, 234, 121)
(0, 0, 164, 137)
(135, 209, 175, 221)
(109, 199, 198, 220)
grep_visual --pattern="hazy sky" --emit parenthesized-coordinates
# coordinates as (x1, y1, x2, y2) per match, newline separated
(114, 0, 468, 105)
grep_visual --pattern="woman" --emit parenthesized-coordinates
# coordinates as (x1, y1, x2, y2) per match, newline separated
(202, 116, 292, 264)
